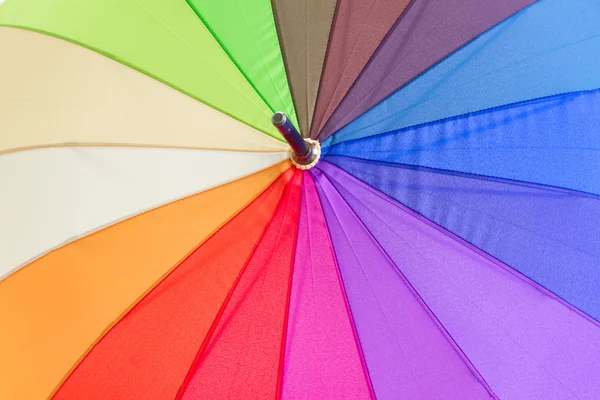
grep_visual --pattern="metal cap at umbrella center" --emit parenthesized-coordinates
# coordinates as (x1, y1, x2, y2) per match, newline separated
(271, 112, 320, 170)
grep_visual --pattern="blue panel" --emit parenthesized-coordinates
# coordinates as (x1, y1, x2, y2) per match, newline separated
(325, 89, 600, 195)
(325, 0, 600, 146)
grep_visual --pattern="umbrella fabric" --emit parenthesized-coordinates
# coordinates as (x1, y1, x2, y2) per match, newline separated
(0, 0, 282, 139)
(0, 163, 289, 399)
(323, 0, 600, 146)
(316, 162, 600, 400)
(281, 172, 373, 399)
(271, 0, 336, 136)
(53, 169, 295, 400)
(187, 0, 298, 129)
(315, 0, 537, 141)
(308, 0, 411, 139)
(0, 27, 286, 153)
(1, 0, 600, 399)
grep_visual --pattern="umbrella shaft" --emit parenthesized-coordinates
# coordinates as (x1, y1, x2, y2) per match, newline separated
(272, 112, 309, 157)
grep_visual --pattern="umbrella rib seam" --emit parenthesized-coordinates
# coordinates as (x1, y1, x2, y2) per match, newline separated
(317, 164, 500, 399)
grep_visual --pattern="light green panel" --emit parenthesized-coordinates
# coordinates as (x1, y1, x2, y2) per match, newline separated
(0, 0, 283, 141)
(187, 0, 299, 131)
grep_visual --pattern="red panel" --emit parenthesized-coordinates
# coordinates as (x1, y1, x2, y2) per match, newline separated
(177, 170, 302, 400)
(53, 169, 294, 400)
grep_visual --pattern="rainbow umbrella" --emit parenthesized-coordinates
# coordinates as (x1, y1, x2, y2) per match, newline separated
(1, 0, 600, 398)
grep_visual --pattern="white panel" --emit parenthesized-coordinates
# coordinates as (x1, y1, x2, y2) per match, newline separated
(0, 147, 287, 277)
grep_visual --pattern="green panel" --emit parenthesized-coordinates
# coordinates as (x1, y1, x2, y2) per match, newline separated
(0, 0, 283, 141)
(187, 0, 299, 132)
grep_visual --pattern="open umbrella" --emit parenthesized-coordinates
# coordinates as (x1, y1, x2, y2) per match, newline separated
(1, 0, 600, 398)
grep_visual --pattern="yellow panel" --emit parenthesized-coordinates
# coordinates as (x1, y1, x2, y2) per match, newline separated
(0, 27, 286, 154)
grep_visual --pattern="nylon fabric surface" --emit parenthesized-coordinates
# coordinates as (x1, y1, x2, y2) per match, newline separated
(0, 162, 289, 400)
(326, 154, 600, 323)
(0, 147, 286, 278)
(0, 27, 287, 154)
(178, 171, 302, 400)
(318, 0, 537, 141)
(313, 169, 495, 400)
(325, 89, 600, 196)
(0, 0, 282, 140)
(187, 0, 298, 128)
(1, 0, 599, 398)
(52, 170, 293, 400)
(327, 0, 600, 146)
(318, 162, 600, 400)
(282, 172, 373, 399)
(309, 0, 411, 139)
(271, 0, 337, 136)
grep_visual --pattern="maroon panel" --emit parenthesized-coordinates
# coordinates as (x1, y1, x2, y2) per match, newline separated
(310, 0, 411, 139)
(317, 0, 537, 142)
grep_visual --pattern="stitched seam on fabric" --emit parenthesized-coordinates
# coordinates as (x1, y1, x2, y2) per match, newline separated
(324, 158, 600, 328)
(320, 2, 538, 140)
(276, 171, 303, 399)
(173, 171, 296, 399)
(314, 0, 381, 135)
(0, 17, 278, 140)
(317, 166, 498, 398)
(314, 171, 423, 396)
(48, 167, 292, 399)
(0, 161, 290, 283)
(310, 171, 378, 399)
(325, 153, 600, 199)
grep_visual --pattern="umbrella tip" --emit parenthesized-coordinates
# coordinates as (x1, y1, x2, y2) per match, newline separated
(271, 112, 320, 170)
(271, 111, 287, 127)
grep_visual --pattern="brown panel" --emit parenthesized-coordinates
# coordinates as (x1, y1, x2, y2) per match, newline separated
(271, 0, 337, 136)
(318, 0, 538, 141)
(310, 0, 411, 139)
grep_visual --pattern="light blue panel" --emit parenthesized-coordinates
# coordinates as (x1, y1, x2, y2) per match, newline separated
(325, 0, 600, 147)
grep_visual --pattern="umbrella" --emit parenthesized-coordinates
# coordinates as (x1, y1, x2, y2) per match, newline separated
(1, 0, 599, 398)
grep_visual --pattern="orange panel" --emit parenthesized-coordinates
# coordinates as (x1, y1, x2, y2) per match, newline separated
(53, 169, 294, 400)
(0, 162, 290, 400)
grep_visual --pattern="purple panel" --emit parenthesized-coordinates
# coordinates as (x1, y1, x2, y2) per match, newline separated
(318, 0, 536, 141)
(324, 155, 600, 322)
(317, 161, 600, 400)
(312, 169, 495, 400)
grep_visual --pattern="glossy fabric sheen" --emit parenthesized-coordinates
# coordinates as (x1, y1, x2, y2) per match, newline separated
(0, 0, 281, 139)
(313, 170, 494, 400)
(282, 172, 373, 399)
(326, 155, 600, 324)
(309, 0, 410, 139)
(0, 163, 288, 400)
(318, 0, 536, 141)
(188, 0, 298, 128)
(318, 162, 600, 399)
(53, 170, 294, 400)
(178, 171, 302, 400)
(325, 89, 600, 196)
(328, 0, 600, 146)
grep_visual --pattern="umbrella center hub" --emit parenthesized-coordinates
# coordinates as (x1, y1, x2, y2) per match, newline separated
(288, 138, 321, 170)
(271, 112, 321, 170)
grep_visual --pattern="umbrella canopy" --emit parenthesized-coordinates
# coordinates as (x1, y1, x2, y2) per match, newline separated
(1, 0, 600, 399)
